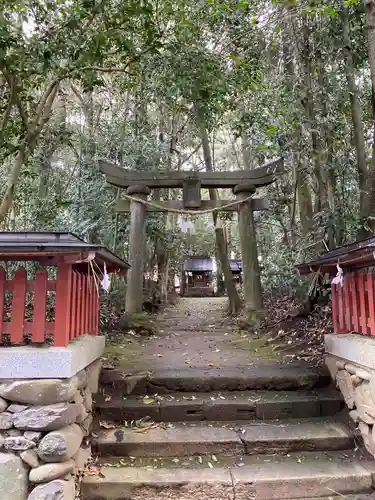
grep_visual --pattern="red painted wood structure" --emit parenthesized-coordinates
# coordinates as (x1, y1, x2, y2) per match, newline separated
(0, 233, 129, 347)
(296, 237, 375, 336)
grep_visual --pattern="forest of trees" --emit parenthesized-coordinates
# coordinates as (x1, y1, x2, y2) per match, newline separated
(1, 0, 375, 307)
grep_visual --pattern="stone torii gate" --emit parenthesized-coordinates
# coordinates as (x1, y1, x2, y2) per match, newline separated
(99, 159, 283, 313)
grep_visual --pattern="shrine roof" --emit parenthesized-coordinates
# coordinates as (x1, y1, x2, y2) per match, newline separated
(183, 257, 213, 272)
(230, 259, 242, 272)
(296, 236, 375, 275)
(0, 232, 130, 273)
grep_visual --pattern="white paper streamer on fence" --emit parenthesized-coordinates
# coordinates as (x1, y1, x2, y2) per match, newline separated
(331, 263, 344, 287)
(101, 262, 111, 292)
(84, 252, 96, 262)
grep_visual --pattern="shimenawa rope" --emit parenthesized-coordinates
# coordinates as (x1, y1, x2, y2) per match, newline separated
(122, 192, 256, 215)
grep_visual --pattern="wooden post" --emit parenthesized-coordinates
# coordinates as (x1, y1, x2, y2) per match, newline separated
(55, 262, 73, 347)
(11, 267, 27, 343)
(125, 185, 150, 313)
(180, 263, 185, 297)
(32, 269, 48, 343)
(234, 183, 263, 312)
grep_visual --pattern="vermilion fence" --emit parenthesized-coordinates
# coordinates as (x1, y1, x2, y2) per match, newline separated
(0, 263, 99, 347)
(332, 273, 375, 335)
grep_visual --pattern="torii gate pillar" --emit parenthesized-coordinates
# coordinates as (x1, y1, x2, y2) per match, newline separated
(234, 183, 263, 312)
(125, 185, 150, 314)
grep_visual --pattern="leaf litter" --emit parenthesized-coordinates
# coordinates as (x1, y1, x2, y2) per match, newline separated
(239, 295, 333, 368)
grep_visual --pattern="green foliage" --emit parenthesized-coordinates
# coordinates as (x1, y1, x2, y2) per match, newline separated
(0, 0, 373, 303)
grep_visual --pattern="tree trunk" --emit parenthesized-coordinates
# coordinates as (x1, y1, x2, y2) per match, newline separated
(0, 144, 28, 223)
(157, 250, 169, 304)
(196, 105, 241, 314)
(343, 3, 368, 231)
(215, 224, 241, 313)
(156, 207, 173, 305)
(241, 137, 264, 312)
(154, 116, 172, 304)
(215, 258, 225, 295)
(282, 30, 314, 237)
(366, 1, 375, 232)
(0, 82, 58, 223)
(301, 18, 328, 214)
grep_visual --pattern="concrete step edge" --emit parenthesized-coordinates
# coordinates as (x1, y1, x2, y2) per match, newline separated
(95, 388, 344, 422)
(100, 366, 331, 394)
(81, 458, 373, 500)
(93, 418, 355, 457)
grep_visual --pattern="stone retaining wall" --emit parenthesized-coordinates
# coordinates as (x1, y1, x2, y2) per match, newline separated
(0, 359, 101, 500)
(325, 333, 375, 458)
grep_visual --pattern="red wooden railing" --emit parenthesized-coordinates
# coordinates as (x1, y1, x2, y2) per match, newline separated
(332, 273, 375, 335)
(0, 263, 99, 347)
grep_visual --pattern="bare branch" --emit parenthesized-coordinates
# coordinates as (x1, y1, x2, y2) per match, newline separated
(70, 84, 85, 107)
(77, 66, 134, 75)
(29, 83, 59, 146)
(31, 81, 59, 133)
(178, 143, 202, 168)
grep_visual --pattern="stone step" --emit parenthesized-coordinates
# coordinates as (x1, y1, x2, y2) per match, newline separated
(93, 419, 354, 457)
(95, 388, 344, 422)
(81, 454, 373, 500)
(100, 365, 331, 395)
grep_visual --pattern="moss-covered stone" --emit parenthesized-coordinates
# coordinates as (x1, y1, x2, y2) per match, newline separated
(116, 313, 158, 336)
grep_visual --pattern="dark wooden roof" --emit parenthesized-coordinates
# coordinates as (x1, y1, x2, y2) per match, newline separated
(296, 236, 375, 275)
(183, 257, 242, 272)
(183, 257, 213, 272)
(230, 259, 242, 272)
(0, 232, 130, 273)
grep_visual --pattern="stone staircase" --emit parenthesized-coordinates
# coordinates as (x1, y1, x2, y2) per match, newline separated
(81, 367, 375, 500)
(80, 298, 375, 499)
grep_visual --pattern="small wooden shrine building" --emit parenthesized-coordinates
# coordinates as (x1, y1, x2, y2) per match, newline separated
(230, 259, 243, 285)
(180, 257, 214, 297)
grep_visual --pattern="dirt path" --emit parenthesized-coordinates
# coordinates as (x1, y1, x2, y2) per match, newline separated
(104, 297, 319, 382)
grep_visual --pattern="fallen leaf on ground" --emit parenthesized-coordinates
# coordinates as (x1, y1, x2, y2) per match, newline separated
(81, 466, 105, 477)
(134, 423, 159, 433)
(99, 421, 116, 429)
(143, 396, 155, 405)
